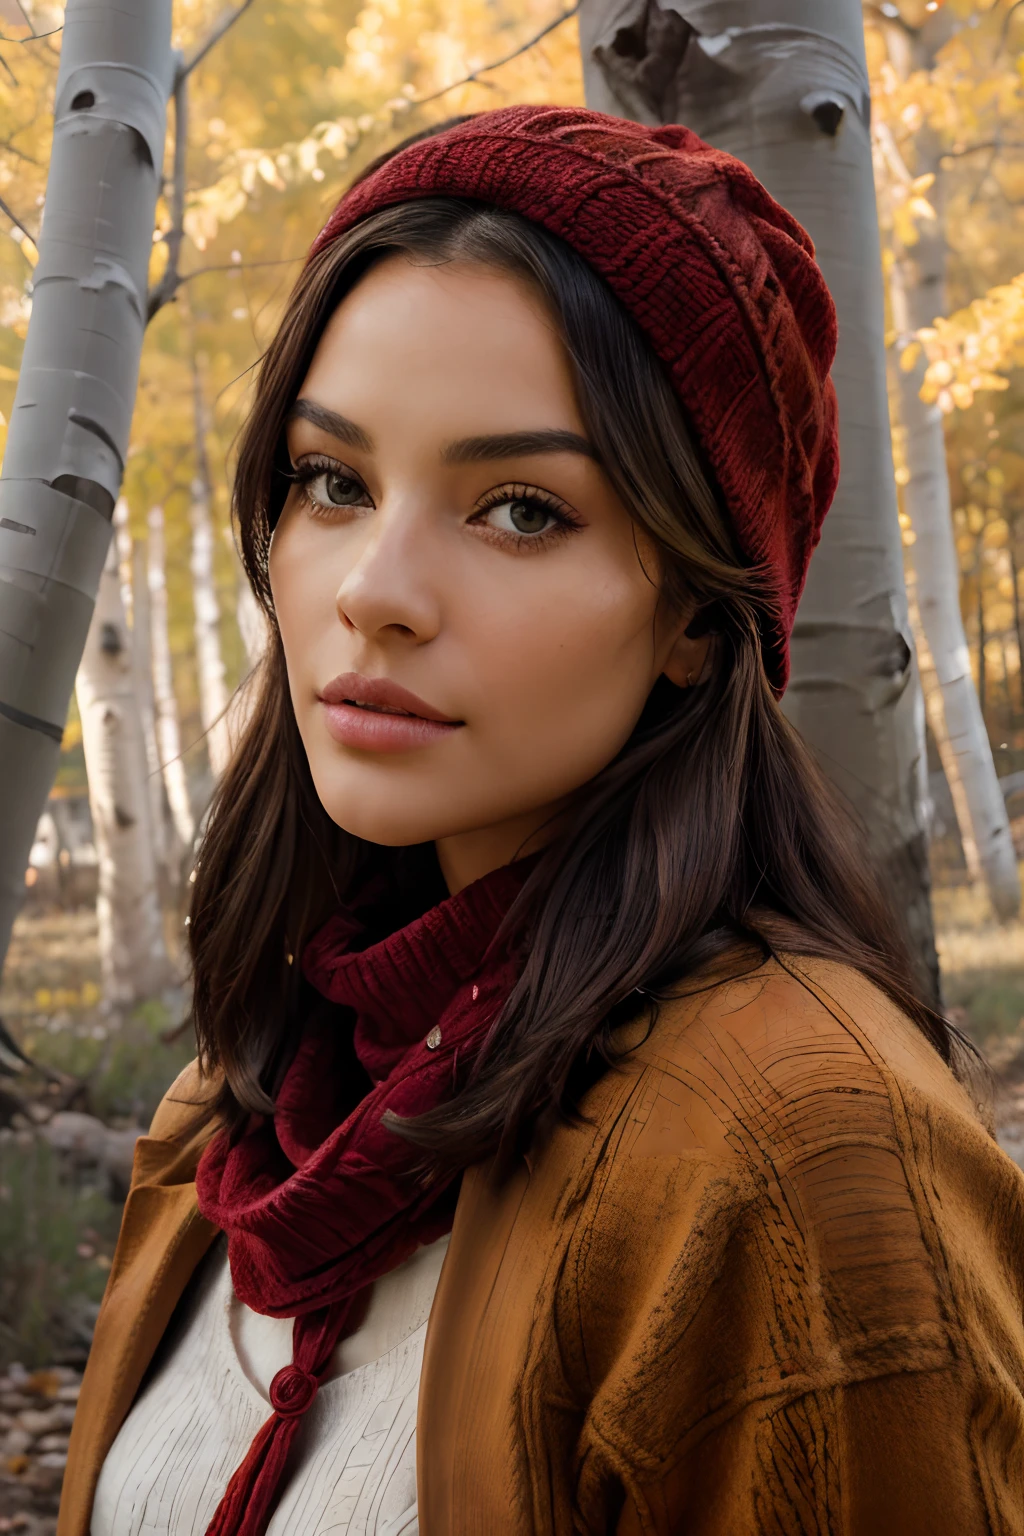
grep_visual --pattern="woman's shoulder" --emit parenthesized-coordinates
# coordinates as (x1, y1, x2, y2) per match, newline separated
(568, 955, 1024, 1400)
(147, 1058, 220, 1143)
(622, 952, 988, 1167)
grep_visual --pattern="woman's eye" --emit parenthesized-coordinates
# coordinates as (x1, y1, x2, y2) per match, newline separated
(483, 497, 557, 537)
(307, 470, 368, 509)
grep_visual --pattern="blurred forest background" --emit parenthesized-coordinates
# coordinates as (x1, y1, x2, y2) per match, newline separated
(1, 0, 1024, 1524)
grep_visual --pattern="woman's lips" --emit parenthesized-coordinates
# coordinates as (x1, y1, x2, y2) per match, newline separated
(317, 672, 463, 753)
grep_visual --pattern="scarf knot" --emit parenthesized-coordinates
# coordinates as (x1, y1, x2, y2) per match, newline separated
(269, 1364, 318, 1418)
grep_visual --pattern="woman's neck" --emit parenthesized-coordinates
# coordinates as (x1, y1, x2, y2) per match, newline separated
(434, 798, 571, 894)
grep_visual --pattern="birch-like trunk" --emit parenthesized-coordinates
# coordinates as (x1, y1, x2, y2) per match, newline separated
(236, 563, 267, 674)
(889, 169, 1020, 918)
(0, 0, 172, 974)
(148, 503, 195, 851)
(190, 348, 232, 780)
(579, 0, 940, 996)
(115, 497, 170, 881)
(132, 539, 177, 882)
(76, 543, 170, 1004)
(907, 572, 983, 884)
(223, 563, 266, 753)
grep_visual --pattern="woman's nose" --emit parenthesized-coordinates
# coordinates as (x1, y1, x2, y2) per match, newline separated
(334, 504, 441, 644)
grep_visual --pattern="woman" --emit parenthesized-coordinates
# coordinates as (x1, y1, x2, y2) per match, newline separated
(60, 106, 1024, 1536)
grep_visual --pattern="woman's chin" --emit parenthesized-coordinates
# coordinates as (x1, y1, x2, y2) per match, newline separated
(316, 791, 478, 849)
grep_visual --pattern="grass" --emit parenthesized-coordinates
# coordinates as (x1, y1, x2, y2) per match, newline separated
(932, 866, 1024, 1069)
(0, 1135, 121, 1370)
(0, 909, 196, 1369)
(1, 907, 195, 1128)
(18, 998, 195, 1127)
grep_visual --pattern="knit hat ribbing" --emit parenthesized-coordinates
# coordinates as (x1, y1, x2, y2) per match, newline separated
(311, 106, 840, 695)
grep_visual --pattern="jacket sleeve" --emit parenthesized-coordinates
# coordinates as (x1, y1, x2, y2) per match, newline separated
(567, 970, 1024, 1536)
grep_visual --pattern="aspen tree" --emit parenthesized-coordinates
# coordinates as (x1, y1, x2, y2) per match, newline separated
(76, 542, 172, 1004)
(579, 0, 941, 995)
(188, 345, 232, 781)
(0, 0, 173, 971)
(148, 504, 196, 852)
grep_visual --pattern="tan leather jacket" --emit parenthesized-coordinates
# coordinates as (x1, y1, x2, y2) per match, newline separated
(59, 957, 1024, 1535)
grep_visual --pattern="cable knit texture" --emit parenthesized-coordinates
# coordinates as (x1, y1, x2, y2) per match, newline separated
(310, 105, 840, 694)
(192, 858, 528, 1536)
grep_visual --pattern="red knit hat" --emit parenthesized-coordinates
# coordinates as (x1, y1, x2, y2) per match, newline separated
(311, 106, 839, 695)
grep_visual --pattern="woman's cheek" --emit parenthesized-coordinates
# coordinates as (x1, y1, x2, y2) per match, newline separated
(467, 580, 656, 786)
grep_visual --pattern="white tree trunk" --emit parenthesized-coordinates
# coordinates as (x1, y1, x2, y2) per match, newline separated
(235, 562, 267, 674)
(888, 151, 1020, 918)
(190, 349, 232, 781)
(906, 571, 983, 884)
(132, 539, 176, 879)
(148, 503, 196, 851)
(115, 497, 170, 880)
(76, 543, 170, 1005)
(0, 0, 172, 973)
(579, 0, 940, 995)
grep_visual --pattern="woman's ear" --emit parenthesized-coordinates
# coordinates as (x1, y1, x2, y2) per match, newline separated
(661, 607, 716, 688)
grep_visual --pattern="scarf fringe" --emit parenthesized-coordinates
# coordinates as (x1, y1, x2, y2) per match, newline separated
(204, 1412, 300, 1536)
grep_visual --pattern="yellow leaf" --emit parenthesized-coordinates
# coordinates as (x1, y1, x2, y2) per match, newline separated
(900, 340, 922, 372)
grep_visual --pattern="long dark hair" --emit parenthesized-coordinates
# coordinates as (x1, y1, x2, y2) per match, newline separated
(189, 184, 962, 1172)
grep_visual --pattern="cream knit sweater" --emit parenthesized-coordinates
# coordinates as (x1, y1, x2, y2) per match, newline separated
(91, 1234, 449, 1536)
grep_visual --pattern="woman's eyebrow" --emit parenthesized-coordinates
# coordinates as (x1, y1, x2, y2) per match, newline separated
(287, 398, 373, 450)
(442, 429, 597, 464)
(286, 405, 595, 466)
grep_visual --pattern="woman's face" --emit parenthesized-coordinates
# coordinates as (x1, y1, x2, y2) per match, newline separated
(269, 255, 707, 892)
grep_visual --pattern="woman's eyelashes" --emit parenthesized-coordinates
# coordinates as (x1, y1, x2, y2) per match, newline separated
(291, 456, 373, 517)
(289, 456, 583, 550)
(469, 485, 583, 550)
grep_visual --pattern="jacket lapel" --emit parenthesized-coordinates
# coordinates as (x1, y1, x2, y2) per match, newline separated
(57, 1099, 219, 1536)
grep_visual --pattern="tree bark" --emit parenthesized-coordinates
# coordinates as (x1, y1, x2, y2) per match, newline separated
(579, 0, 941, 996)
(977, 541, 987, 716)
(189, 345, 232, 781)
(0, 0, 172, 975)
(115, 497, 171, 884)
(887, 148, 1019, 918)
(147, 503, 195, 852)
(907, 573, 982, 884)
(1010, 524, 1024, 715)
(236, 565, 267, 674)
(76, 543, 171, 1005)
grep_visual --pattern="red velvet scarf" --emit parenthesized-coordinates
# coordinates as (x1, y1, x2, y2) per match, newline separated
(194, 859, 528, 1536)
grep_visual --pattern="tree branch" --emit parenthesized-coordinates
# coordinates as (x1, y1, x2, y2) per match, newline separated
(146, 0, 259, 321)
(182, 0, 256, 80)
(0, 139, 40, 165)
(940, 140, 1024, 159)
(145, 0, 579, 319)
(0, 25, 61, 42)
(414, 0, 581, 108)
(179, 255, 303, 280)
(999, 0, 1024, 57)
(147, 62, 188, 321)
(0, 193, 37, 252)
